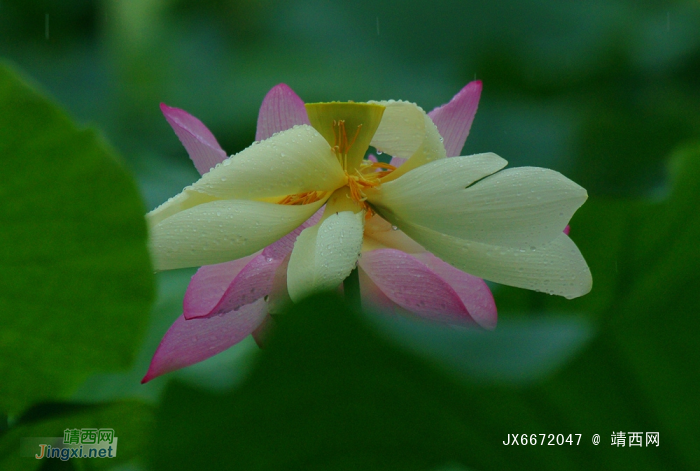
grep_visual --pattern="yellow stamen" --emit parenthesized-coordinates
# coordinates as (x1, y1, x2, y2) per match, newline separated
(331, 120, 363, 170)
(278, 191, 326, 206)
(340, 159, 397, 212)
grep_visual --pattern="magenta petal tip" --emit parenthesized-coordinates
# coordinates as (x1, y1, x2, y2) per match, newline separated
(428, 80, 483, 157)
(142, 299, 268, 383)
(256, 83, 309, 141)
(160, 103, 227, 175)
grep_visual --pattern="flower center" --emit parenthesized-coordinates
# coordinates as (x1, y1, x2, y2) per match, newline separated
(279, 102, 392, 211)
(346, 161, 395, 202)
(329, 119, 396, 208)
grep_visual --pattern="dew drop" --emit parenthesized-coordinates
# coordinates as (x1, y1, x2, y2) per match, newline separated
(391, 225, 398, 231)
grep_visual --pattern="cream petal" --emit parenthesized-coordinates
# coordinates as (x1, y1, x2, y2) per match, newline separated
(287, 210, 365, 302)
(369, 100, 427, 160)
(191, 125, 346, 200)
(147, 188, 220, 227)
(372, 157, 587, 248)
(396, 221, 592, 299)
(380, 112, 447, 183)
(149, 198, 325, 270)
(363, 214, 425, 254)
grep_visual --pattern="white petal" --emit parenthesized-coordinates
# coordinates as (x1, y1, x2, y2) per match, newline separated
(147, 188, 220, 227)
(372, 157, 587, 248)
(191, 125, 346, 199)
(363, 214, 425, 254)
(149, 198, 325, 270)
(369, 100, 448, 181)
(381, 113, 447, 183)
(369, 100, 426, 159)
(287, 210, 365, 302)
(397, 221, 592, 299)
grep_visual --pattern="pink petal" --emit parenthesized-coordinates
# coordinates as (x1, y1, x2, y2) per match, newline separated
(160, 103, 228, 175)
(141, 299, 267, 383)
(412, 253, 497, 329)
(183, 255, 256, 320)
(183, 210, 322, 321)
(358, 267, 409, 318)
(389, 156, 407, 167)
(265, 255, 293, 315)
(255, 84, 310, 141)
(202, 254, 283, 318)
(428, 81, 482, 157)
(367, 154, 378, 163)
(358, 249, 477, 326)
(564, 225, 571, 235)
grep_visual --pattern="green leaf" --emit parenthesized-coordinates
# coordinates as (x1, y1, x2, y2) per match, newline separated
(608, 144, 700, 468)
(0, 400, 154, 471)
(151, 294, 676, 471)
(151, 294, 489, 471)
(0, 62, 154, 413)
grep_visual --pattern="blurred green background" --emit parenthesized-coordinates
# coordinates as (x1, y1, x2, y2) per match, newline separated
(1, 0, 699, 469)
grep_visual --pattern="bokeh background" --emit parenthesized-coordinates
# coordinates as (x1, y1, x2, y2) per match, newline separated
(1, 0, 699, 469)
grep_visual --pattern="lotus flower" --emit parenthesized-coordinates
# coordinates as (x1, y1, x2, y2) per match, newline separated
(142, 82, 591, 382)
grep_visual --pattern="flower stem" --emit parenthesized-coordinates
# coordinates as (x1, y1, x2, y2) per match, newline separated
(343, 266, 361, 312)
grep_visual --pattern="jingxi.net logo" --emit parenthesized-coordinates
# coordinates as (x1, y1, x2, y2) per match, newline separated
(21, 428, 117, 461)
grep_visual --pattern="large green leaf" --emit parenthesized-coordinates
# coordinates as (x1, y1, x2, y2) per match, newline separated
(0, 62, 154, 413)
(149, 294, 673, 471)
(151, 294, 490, 471)
(0, 400, 154, 471)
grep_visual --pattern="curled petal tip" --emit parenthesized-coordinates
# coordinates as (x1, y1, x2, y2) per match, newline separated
(160, 103, 227, 175)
